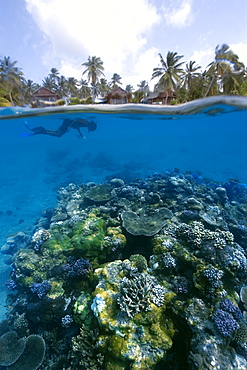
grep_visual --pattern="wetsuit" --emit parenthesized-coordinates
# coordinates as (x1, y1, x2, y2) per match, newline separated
(25, 118, 97, 137)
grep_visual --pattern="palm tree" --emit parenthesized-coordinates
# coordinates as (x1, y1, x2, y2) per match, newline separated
(49, 68, 60, 87)
(57, 75, 68, 97)
(110, 73, 122, 89)
(183, 61, 201, 90)
(221, 69, 244, 95)
(97, 78, 110, 97)
(66, 77, 79, 97)
(22, 79, 39, 104)
(152, 51, 184, 92)
(42, 76, 56, 90)
(181, 61, 202, 101)
(0, 56, 24, 105)
(78, 79, 91, 99)
(205, 44, 244, 96)
(82, 56, 105, 100)
(125, 84, 134, 93)
(137, 80, 150, 97)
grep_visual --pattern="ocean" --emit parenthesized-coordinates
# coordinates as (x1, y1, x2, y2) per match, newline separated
(0, 96, 246, 369)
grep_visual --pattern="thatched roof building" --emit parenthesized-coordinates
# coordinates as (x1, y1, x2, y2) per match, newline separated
(142, 90, 176, 105)
(107, 87, 128, 104)
(31, 87, 60, 103)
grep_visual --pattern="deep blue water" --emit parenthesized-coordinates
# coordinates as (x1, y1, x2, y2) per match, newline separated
(0, 96, 247, 319)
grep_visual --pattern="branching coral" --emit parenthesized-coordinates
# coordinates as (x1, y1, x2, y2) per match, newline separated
(117, 272, 165, 317)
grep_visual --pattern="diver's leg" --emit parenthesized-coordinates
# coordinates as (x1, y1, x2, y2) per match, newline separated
(26, 125, 63, 137)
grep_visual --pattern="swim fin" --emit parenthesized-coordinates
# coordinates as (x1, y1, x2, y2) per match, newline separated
(20, 132, 34, 137)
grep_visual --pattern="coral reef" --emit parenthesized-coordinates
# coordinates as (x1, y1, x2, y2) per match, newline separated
(0, 331, 26, 366)
(0, 331, 45, 370)
(1, 169, 247, 369)
(8, 334, 45, 370)
(121, 207, 172, 236)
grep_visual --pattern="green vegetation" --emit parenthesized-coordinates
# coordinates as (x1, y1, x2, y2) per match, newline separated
(0, 43, 247, 106)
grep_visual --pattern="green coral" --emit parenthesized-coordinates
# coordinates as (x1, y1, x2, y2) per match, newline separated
(90, 259, 174, 369)
(129, 254, 148, 272)
(73, 291, 93, 326)
(71, 212, 126, 261)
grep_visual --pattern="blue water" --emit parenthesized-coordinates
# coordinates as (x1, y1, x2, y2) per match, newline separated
(0, 96, 247, 319)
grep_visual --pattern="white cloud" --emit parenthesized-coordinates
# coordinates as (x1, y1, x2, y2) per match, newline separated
(25, 0, 160, 83)
(189, 49, 214, 70)
(123, 47, 159, 89)
(163, 0, 194, 28)
(230, 42, 247, 66)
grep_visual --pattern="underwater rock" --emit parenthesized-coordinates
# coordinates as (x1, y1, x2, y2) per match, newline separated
(189, 332, 247, 370)
(110, 178, 125, 187)
(85, 184, 115, 203)
(240, 286, 247, 311)
(0, 331, 26, 366)
(199, 205, 227, 228)
(1, 231, 31, 255)
(121, 207, 172, 236)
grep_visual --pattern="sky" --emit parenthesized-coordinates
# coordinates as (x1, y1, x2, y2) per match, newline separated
(0, 0, 247, 90)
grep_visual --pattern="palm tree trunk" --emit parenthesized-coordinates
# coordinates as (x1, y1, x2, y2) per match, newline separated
(9, 91, 14, 106)
(205, 75, 216, 97)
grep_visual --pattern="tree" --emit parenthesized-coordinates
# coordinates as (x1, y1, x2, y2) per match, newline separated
(137, 80, 150, 97)
(125, 84, 134, 93)
(0, 56, 24, 105)
(110, 73, 122, 89)
(205, 44, 244, 96)
(42, 76, 56, 91)
(22, 79, 39, 104)
(57, 75, 68, 97)
(78, 79, 91, 99)
(151, 52, 184, 92)
(96, 78, 110, 97)
(66, 77, 79, 97)
(49, 68, 60, 87)
(183, 61, 201, 90)
(82, 56, 105, 99)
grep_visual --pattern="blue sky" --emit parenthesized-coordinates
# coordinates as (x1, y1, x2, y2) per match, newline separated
(0, 0, 247, 89)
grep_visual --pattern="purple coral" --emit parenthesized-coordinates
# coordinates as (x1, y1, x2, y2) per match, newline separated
(61, 314, 73, 327)
(5, 279, 17, 291)
(220, 299, 243, 321)
(30, 280, 52, 299)
(63, 257, 90, 279)
(213, 309, 240, 337)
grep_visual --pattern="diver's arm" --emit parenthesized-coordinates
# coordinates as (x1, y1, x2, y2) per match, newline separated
(76, 127, 86, 138)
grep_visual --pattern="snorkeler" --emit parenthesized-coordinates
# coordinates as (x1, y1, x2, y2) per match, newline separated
(23, 118, 97, 138)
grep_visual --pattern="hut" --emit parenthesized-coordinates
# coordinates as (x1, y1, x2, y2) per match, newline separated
(31, 87, 60, 106)
(107, 87, 128, 104)
(142, 89, 176, 105)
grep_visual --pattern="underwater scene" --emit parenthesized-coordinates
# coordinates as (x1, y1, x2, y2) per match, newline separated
(0, 95, 247, 369)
